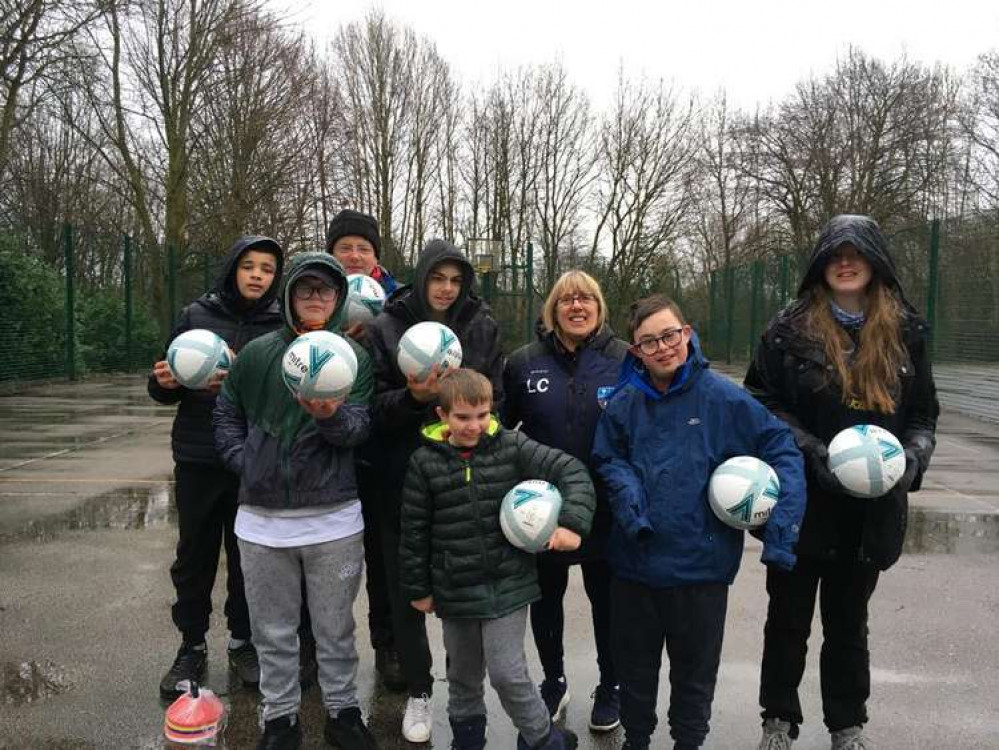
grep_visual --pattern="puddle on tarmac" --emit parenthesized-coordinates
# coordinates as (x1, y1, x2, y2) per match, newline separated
(4, 483, 175, 542)
(1, 660, 72, 706)
(904, 508, 999, 554)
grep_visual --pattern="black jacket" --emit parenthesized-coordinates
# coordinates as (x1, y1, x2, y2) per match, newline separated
(744, 215, 939, 570)
(148, 235, 284, 466)
(502, 324, 628, 561)
(365, 240, 504, 521)
(399, 419, 595, 619)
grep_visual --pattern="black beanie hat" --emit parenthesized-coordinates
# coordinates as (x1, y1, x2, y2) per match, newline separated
(326, 209, 381, 259)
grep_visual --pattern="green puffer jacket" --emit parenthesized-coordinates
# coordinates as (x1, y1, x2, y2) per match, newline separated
(399, 418, 596, 619)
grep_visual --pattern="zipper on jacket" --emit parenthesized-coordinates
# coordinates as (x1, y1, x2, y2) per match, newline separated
(463, 455, 497, 608)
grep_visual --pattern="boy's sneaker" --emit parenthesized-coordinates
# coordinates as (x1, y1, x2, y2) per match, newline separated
(449, 714, 486, 750)
(228, 642, 260, 687)
(759, 718, 794, 750)
(588, 683, 620, 732)
(257, 714, 301, 750)
(159, 642, 207, 699)
(831, 726, 872, 750)
(325, 706, 378, 750)
(375, 646, 406, 692)
(402, 694, 432, 742)
(517, 727, 578, 750)
(539, 676, 570, 722)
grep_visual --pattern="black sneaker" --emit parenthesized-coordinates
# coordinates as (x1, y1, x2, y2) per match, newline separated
(539, 676, 570, 722)
(159, 642, 207, 700)
(375, 646, 406, 692)
(588, 683, 620, 732)
(228, 642, 260, 687)
(257, 714, 301, 750)
(324, 706, 378, 749)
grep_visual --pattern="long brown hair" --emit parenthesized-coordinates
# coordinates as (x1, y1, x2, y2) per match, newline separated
(803, 280, 906, 414)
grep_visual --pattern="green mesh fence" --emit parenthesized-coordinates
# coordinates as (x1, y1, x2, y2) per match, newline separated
(0, 224, 209, 387)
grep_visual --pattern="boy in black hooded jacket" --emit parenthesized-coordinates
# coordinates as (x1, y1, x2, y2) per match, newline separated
(364, 238, 504, 744)
(149, 235, 283, 699)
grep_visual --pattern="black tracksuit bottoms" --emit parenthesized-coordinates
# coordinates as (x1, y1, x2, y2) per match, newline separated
(531, 555, 616, 687)
(759, 558, 880, 735)
(611, 576, 728, 749)
(171, 462, 250, 643)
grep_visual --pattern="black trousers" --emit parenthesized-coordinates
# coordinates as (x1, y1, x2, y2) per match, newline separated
(170, 462, 250, 642)
(759, 558, 880, 734)
(299, 467, 394, 649)
(611, 577, 728, 749)
(531, 555, 615, 687)
(380, 514, 434, 697)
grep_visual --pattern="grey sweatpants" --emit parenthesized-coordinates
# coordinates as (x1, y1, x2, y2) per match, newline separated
(239, 533, 364, 721)
(442, 607, 551, 746)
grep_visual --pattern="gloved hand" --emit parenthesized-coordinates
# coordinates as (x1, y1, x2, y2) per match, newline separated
(805, 442, 846, 495)
(896, 448, 920, 493)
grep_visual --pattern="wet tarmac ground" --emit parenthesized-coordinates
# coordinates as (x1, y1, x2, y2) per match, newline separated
(1, 377, 998, 749)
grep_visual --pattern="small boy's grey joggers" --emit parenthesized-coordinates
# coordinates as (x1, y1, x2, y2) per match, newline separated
(442, 606, 551, 746)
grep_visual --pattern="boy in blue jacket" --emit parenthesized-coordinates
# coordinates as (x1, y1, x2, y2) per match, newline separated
(591, 294, 806, 750)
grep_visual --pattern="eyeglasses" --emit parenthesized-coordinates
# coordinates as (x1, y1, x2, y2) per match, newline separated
(292, 283, 336, 301)
(631, 327, 686, 355)
(556, 293, 597, 307)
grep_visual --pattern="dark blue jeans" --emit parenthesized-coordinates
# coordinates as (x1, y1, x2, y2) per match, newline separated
(759, 558, 880, 735)
(611, 577, 728, 749)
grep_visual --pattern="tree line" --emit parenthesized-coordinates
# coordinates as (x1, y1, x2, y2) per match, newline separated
(2, 0, 998, 335)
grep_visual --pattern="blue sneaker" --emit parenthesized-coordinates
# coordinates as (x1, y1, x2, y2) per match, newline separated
(588, 683, 620, 732)
(539, 676, 570, 722)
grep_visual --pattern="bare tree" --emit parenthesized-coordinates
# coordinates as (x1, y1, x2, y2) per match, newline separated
(590, 73, 695, 316)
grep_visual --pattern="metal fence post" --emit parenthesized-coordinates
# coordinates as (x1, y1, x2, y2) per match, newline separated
(750, 260, 763, 356)
(709, 270, 718, 357)
(724, 263, 735, 364)
(63, 223, 76, 381)
(203, 249, 211, 292)
(927, 218, 940, 361)
(525, 241, 535, 343)
(168, 243, 178, 326)
(779, 255, 790, 307)
(124, 234, 133, 371)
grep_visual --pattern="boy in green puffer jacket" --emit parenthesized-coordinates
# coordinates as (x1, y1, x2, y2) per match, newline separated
(399, 369, 595, 750)
(213, 252, 378, 750)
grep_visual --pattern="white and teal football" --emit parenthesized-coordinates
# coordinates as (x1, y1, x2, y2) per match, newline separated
(708, 456, 780, 530)
(344, 274, 387, 326)
(827, 424, 905, 498)
(282, 331, 358, 400)
(500, 480, 563, 553)
(396, 321, 463, 381)
(167, 329, 231, 390)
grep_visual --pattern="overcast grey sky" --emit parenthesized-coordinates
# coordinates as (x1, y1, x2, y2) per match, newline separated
(280, 0, 999, 110)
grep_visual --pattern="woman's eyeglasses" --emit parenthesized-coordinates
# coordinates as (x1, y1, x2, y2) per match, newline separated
(631, 327, 685, 355)
(556, 292, 597, 307)
(292, 284, 337, 301)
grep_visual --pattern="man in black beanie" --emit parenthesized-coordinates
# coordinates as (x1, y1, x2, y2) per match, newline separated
(296, 208, 405, 695)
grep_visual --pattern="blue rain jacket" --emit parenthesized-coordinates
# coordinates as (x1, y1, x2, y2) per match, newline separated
(591, 333, 806, 587)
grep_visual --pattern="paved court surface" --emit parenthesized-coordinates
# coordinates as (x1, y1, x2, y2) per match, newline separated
(1, 376, 997, 749)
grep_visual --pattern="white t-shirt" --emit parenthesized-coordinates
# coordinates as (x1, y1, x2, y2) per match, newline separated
(235, 500, 363, 548)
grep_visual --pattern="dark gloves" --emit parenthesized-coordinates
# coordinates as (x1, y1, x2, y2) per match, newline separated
(804, 442, 846, 495)
(896, 448, 920, 494)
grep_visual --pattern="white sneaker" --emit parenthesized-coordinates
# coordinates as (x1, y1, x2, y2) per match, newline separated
(402, 694, 432, 743)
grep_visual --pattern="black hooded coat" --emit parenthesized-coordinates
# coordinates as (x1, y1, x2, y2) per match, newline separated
(744, 215, 939, 570)
(364, 239, 504, 522)
(148, 235, 284, 466)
